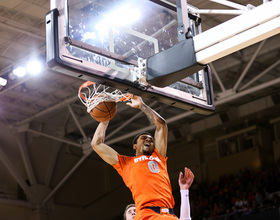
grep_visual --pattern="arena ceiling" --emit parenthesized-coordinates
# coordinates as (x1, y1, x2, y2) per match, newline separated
(0, 0, 279, 219)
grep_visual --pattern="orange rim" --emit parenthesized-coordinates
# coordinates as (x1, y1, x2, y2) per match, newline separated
(79, 81, 133, 102)
(78, 81, 95, 101)
(117, 93, 133, 102)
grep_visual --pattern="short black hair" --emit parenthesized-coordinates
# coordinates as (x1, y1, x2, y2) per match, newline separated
(123, 204, 135, 220)
(132, 132, 153, 154)
(132, 132, 153, 145)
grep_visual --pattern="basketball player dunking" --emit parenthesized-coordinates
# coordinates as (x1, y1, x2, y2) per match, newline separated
(92, 95, 187, 220)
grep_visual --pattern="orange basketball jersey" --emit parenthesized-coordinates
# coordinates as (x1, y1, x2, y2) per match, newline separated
(113, 149, 175, 213)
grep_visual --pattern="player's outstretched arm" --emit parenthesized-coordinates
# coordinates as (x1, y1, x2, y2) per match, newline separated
(126, 95, 168, 157)
(178, 167, 194, 220)
(91, 121, 118, 165)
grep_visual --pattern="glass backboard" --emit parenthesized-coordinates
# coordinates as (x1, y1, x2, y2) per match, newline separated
(46, 0, 215, 114)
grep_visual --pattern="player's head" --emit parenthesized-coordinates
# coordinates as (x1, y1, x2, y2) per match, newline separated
(132, 132, 154, 156)
(123, 204, 136, 220)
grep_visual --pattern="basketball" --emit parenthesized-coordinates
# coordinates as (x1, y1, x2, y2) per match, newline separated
(89, 101, 117, 122)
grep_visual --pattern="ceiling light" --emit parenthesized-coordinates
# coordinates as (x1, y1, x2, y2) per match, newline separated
(27, 60, 42, 75)
(13, 67, 26, 77)
(94, 7, 140, 35)
(0, 77, 7, 86)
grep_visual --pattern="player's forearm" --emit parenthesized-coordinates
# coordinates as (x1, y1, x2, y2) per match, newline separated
(140, 103, 166, 127)
(140, 102, 168, 156)
(180, 189, 191, 220)
(92, 121, 109, 148)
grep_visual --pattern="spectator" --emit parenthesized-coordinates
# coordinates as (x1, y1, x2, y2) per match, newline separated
(179, 166, 280, 220)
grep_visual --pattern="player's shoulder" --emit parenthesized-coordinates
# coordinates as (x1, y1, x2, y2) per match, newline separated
(153, 149, 167, 160)
(118, 154, 135, 162)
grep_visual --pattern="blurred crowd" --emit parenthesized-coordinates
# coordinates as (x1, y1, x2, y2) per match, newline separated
(174, 160, 280, 220)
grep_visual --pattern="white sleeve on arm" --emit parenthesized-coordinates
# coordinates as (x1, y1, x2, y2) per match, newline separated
(180, 189, 192, 220)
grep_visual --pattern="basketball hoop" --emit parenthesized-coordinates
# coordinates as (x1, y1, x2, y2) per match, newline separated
(78, 81, 133, 113)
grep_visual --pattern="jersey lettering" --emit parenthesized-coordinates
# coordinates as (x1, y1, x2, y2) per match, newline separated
(134, 155, 161, 163)
(148, 160, 160, 173)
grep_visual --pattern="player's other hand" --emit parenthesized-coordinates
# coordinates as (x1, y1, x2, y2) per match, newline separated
(126, 95, 144, 109)
(178, 167, 194, 190)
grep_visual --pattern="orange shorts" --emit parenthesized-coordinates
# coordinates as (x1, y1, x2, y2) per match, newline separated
(135, 208, 180, 220)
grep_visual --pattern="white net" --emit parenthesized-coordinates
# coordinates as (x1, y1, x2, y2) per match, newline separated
(78, 82, 132, 113)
